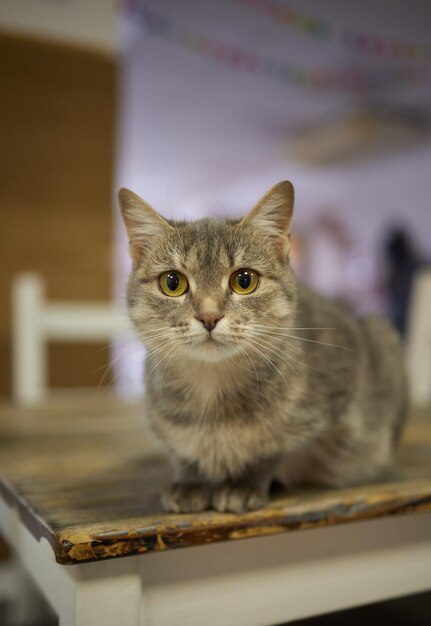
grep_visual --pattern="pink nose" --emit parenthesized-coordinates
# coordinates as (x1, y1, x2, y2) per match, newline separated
(196, 313, 224, 332)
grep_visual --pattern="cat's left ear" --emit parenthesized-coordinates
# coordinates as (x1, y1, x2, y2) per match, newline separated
(241, 181, 294, 261)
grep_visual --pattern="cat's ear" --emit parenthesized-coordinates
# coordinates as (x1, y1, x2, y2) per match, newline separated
(118, 188, 172, 263)
(241, 181, 294, 260)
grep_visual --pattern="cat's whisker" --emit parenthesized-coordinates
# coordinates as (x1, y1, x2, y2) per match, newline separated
(94, 327, 177, 392)
(144, 333, 176, 347)
(141, 329, 180, 343)
(134, 325, 177, 339)
(280, 334, 351, 351)
(282, 346, 329, 376)
(141, 334, 168, 343)
(93, 349, 125, 378)
(234, 340, 260, 395)
(145, 340, 184, 385)
(142, 325, 178, 333)
(249, 325, 338, 331)
(247, 326, 350, 351)
(248, 329, 305, 357)
(249, 325, 304, 356)
(95, 341, 136, 377)
(96, 341, 122, 353)
(139, 330, 176, 341)
(138, 327, 189, 346)
(242, 338, 290, 389)
(97, 363, 127, 396)
(138, 338, 174, 360)
(245, 334, 301, 379)
(159, 341, 185, 393)
(248, 330, 331, 376)
(95, 341, 139, 393)
(145, 339, 179, 360)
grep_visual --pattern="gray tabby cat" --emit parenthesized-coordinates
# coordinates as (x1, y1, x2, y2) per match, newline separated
(119, 181, 407, 514)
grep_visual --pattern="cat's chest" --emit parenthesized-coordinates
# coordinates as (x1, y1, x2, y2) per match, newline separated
(154, 406, 282, 481)
(149, 362, 285, 479)
(156, 362, 256, 418)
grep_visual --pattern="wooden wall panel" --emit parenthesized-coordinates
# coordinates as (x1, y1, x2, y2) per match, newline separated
(0, 34, 116, 397)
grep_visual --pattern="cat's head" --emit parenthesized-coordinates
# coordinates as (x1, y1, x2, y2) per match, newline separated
(119, 182, 297, 363)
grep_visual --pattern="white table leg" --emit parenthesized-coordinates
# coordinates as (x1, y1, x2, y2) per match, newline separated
(8, 559, 50, 625)
(0, 497, 142, 626)
(58, 573, 141, 626)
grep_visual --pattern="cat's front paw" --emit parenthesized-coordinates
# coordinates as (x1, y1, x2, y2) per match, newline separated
(161, 482, 211, 513)
(211, 484, 268, 513)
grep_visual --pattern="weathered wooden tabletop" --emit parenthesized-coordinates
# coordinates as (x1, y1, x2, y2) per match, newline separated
(0, 394, 430, 565)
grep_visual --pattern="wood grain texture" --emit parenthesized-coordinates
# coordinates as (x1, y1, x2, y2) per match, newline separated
(0, 395, 430, 565)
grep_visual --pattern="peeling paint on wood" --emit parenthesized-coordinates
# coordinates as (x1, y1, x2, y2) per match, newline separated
(0, 399, 430, 565)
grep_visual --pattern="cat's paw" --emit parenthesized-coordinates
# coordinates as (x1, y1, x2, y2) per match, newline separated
(211, 484, 268, 513)
(161, 482, 211, 513)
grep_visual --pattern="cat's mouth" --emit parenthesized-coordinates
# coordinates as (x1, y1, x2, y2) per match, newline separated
(184, 332, 238, 362)
(202, 334, 222, 347)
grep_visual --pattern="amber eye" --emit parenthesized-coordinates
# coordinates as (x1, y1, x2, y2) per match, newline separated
(229, 269, 259, 295)
(159, 271, 188, 297)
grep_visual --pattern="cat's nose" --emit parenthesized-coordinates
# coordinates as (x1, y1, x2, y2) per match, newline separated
(196, 313, 224, 332)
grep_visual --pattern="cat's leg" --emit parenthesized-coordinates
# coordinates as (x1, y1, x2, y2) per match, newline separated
(162, 459, 278, 514)
(211, 459, 277, 514)
(276, 424, 395, 489)
(161, 460, 212, 513)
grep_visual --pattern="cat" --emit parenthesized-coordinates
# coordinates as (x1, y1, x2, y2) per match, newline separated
(119, 181, 408, 514)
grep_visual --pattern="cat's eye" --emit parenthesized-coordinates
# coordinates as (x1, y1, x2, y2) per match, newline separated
(159, 271, 189, 297)
(229, 269, 259, 295)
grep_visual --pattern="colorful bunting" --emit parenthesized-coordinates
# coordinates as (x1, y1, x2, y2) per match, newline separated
(233, 0, 330, 40)
(124, 3, 430, 94)
(233, 0, 431, 63)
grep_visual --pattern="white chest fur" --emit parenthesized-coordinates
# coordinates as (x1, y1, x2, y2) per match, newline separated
(150, 357, 285, 480)
(157, 413, 282, 482)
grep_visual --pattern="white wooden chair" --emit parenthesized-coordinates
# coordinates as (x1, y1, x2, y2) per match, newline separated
(406, 269, 431, 407)
(12, 273, 132, 405)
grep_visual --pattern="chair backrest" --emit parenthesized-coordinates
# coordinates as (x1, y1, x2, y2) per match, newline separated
(406, 268, 431, 407)
(12, 273, 131, 405)
(14, 271, 430, 407)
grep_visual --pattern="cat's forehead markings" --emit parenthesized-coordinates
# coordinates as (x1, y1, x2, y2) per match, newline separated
(185, 244, 199, 268)
(188, 275, 197, 292)
(221, 275, 229, 291)
(170, 250, 184, 269)
(232, 246, 278, 275)
(232, 247, 252, 268)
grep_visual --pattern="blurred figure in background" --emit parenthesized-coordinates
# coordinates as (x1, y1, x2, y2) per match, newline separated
(384, 227, 422, 337)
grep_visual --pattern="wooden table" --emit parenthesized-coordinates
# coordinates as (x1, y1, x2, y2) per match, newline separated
(1, 394, 431, 626)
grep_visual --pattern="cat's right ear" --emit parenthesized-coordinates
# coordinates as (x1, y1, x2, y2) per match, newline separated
(118, 188, 172, 263)
(241, 181, 294, 261)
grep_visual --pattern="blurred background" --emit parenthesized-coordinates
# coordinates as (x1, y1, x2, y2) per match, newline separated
(1, 1, 431, 624)
(1, 0, 431, 405)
